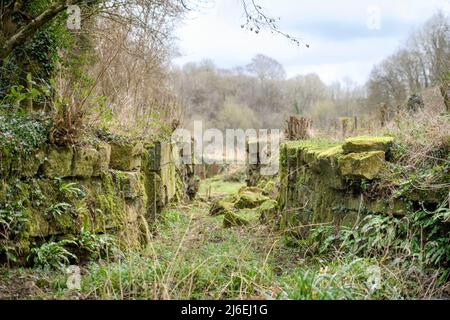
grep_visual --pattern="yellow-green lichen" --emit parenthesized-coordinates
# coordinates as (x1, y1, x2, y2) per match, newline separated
(42, 146, 74, 178)
(257, 199, 278, 222)
(109, 142, 142, 171)
(343, 136, 394, 154)
(338, 151, 386, 180)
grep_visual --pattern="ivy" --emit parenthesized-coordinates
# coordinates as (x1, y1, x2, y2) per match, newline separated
(0, 113, 51, 159)
(0, 0, 74, 100)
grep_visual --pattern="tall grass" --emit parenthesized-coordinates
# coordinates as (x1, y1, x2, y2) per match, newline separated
(26, 202, 433, 300)
(1, 200, 445, 299)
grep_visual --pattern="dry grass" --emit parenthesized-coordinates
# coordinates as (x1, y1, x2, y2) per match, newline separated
(383, 110, 449, 168)
(1, 199, 442, 300)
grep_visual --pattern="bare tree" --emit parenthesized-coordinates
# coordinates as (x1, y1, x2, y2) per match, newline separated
(1, 0, 304, 62)
(286, 74, 326, 115)
(367, 11, 450, 111)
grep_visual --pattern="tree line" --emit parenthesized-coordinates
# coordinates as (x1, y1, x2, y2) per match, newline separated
(172, 11, 450, 132)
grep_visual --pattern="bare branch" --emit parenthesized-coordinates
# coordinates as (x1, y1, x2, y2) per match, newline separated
(240, 0, 309, 48)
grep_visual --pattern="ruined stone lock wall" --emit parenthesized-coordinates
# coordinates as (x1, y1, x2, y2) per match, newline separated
(245, 139, 278, 187)
(277, 136, 415, 234)
(0, 139, 193, 258)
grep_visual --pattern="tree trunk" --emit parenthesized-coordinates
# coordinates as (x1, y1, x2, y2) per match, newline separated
(0, 0, 82, 61)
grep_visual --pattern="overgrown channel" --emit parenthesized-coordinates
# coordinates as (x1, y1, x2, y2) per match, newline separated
(1, 128, 449, 299)
(0, 0, 449, 301)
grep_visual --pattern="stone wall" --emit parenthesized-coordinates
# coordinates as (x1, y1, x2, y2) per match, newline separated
(195, 164, 222, 180)
(278, 136, 413, 235)
(440, 81, 450, 112)
(245, 139, 278, 187)
(0, 139, 194, 260)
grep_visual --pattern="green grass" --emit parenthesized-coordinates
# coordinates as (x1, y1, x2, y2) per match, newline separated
(199, 176, 245, 196)
(73, 205, 420, 299)
(1, 180, 445, 300)
(0, 200, 421, 299)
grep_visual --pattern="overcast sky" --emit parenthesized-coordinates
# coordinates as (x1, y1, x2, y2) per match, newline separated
(172, 0, 450, 85)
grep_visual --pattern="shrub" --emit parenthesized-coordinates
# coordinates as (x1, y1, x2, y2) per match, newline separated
(28, 240, 77, 270)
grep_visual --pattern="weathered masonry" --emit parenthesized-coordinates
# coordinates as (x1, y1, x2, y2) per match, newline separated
(277, 136, 447, 234)
(0, 138, 196, 259)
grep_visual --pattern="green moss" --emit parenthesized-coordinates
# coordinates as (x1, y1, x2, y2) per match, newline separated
(98, 173, 126, 226)
(257, 199, 278, 222)
(282, 140, 343, 171)
(317, 145, 344, 159)
(223, 210, 250, 228)
(344, 136, 394, 143)
(283, 139, 340, 152)
(234, 188, 270, 209)
(261, 180, 276, 196)
(115, 171, 145, 200)
(158, 142, 177, 204)
(72, 146, 99, 178)
(343, 136, 394, 154)
(109, 142, 142, 171)
(174, 168, 185, 202)
(42, 146, 73, 178)
(93, 142, 111, 175)
(338, 151, 386, 180)
(209, 199, 235, 216)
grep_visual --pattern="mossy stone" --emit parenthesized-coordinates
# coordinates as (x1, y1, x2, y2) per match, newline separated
(210, 199, 235, 216)
(116, 171, 145, 200)
(258, 199, 278, 222)
(342, 136, 394, 154)
(262, 180, 277, 197)
(93, 142, 111, 176)
(223, 211, 249, 228)
(159, 142, 177, 204)
(338, 151, 386, 180)
(234, 188, 270, 209)
(19, 149, 46, 178)
(42, 147, 73, 178)
(144, 172, 164, 221)
(109, 142, 142, 171)
(72, 146, 99, 178)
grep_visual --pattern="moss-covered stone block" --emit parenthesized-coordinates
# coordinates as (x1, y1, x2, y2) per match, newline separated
(209, 199, 235, 216)
(42, 147, 73, 178)
(339, 151, 386, 180)
(234, 188, 270, 209)
(116, 171, 145, 200)
(144, 172, 164, 221)
(19, 149, 46, 178)
(342, 136, 394, 154)
(258, 199, 278, 222)
(72, 146, 99, 178)
(147, 143, 160, 172)
(28, 212, 50, 238)
(109, 142, 143, 171)
(153, 142, 177, 204)
(93, 142, 111, 176)
(260, 179, 279, 198)
(223, 210, 250, 228)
